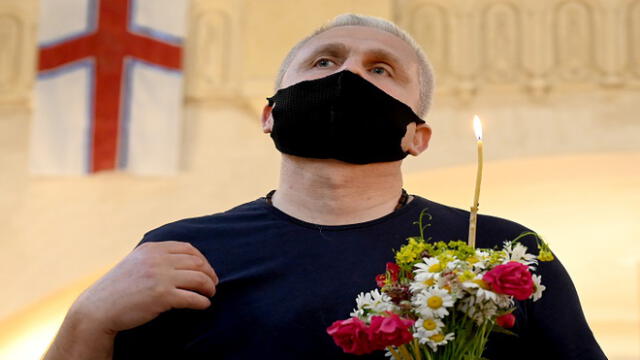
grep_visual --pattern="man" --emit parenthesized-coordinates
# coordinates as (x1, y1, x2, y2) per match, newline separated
(44, 14, 606, 360)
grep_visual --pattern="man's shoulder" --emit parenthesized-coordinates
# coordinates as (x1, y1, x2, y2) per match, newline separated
(475, 212, 537, 249)
(412, 195, 536, 248)
(139, 197, 269, 244)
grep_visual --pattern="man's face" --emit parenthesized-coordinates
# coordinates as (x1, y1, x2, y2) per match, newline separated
(262, 25, 430, 158)
(281, 25, 422, 115)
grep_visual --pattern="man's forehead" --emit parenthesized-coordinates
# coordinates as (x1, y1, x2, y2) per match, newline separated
(294, 25, 418, 67)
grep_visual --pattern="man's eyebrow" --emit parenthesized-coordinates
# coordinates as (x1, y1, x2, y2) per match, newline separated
(366, 48, 408, 76)
(297, 43, 349, 67)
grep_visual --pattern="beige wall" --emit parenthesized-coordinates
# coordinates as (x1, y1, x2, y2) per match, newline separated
(1, 0, 639, 359)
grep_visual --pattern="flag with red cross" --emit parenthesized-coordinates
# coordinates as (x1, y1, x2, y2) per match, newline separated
(31, 0, 188, 175)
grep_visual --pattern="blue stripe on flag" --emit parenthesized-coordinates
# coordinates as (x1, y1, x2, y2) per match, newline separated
(118, 57, 182, 170)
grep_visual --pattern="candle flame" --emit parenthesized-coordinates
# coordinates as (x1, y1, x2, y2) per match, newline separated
(473, 115, 483, 140)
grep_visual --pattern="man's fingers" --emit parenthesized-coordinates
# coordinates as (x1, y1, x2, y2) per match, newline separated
(155, 240, 198, 254)
(171, 254, 219, 285)
(171, 289, 212, 310)
(143, 241, 220, 286)
(166, 242, 219, 286)
(171, 254, 205, 269)
(173, 270, 216, 297)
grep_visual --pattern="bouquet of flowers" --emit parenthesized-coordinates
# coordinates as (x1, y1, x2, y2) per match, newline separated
(327, 209, 554, 360)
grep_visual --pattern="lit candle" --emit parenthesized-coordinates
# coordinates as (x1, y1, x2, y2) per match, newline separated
(468, 115, 483, 248)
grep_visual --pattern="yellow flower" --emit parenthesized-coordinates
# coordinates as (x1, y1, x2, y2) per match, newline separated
(423, 278, 436, 287)
(430, 333, 445, 342)
(458, 270, 476, 282)
(437, 253, 455, 264)
(538, 250, 554, 262)
(428, 263, 442, 273)
(423, 319, 438, 331)
(395, 237, 428, 266)
(427, 295, 443, 309)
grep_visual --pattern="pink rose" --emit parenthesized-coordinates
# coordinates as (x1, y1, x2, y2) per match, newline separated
(483, 261, 534, 300)
(369, 313, 415, 349)
(327, 318, 374, 355)
(496, 313, 516, 328)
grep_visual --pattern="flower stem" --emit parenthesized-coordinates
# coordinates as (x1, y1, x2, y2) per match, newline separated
(387, 346, 404, 360)
(399, 344, 413, 360)
(411, 339, 422, 360)
(511, 231, 538, 243)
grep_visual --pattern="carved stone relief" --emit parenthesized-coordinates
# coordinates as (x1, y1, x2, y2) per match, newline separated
(0, 5, 33, 105)
(554, 1, 595, 82)
(482, 2, 521, 83)
(184, 0, 243, 103)
(191, 10, 230, 93)
(629, 0, 640, 77)
(409, 3, 450, 86)
(0, 14, 20, 94)
(394, 0, 640, 103)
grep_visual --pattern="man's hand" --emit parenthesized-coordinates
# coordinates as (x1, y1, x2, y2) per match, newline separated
(79, 240, 219, 333)
(43, 241, 218, 360)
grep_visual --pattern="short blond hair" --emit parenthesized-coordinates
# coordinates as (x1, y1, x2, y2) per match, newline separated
(275, 13, 435, 117)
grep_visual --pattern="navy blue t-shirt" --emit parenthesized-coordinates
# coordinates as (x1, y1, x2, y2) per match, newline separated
(113, 194, 606, 359)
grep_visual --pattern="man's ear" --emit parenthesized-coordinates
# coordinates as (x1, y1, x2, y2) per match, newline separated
(406, 123, 432, 156)
(261, 104, 274, 133)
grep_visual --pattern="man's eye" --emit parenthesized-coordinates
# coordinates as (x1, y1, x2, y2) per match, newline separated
(315, 59, 335, 68)
(371, 67, 388, 75)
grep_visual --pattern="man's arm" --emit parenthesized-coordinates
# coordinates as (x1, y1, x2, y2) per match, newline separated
(527, 252, 607, 359)
(43, 241, 218, 360)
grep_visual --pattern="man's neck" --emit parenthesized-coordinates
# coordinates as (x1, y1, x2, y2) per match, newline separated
(270, 155, 407, 226)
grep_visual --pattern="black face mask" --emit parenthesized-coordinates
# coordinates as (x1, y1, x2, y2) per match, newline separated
(266, 70, 426, 165)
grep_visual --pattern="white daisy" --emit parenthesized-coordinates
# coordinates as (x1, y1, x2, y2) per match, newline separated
(470, 249, 490, 270)
(461, 297, 498, 325)
(414, 257, 445, 281)
(425, 332, 455, 352)
(409, 274, 440, 293)
(476, 287, 498, 303)
(462, 275, 499, 303)
(413, 287, 454, 319)
(459, 271, 481, 288)
(350, 289, 396, 320)
(445, 259, 463, 272)
(494, 294, 514, 309)
(504, 241, 538, 267)
(414, 317, 445, 343)
(531, 274, 546, 301)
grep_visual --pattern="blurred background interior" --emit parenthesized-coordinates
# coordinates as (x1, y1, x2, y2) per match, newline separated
(0, 0, 639, 359)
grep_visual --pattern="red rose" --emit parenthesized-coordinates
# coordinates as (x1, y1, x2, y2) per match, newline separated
(483, 261, 534, 300)
(369, 313, 415, 349)
(496, 313, 516, 328)
(327, 318, 374, 355)
(376, 262, 401, 287)
(386, 262, 401, 283)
